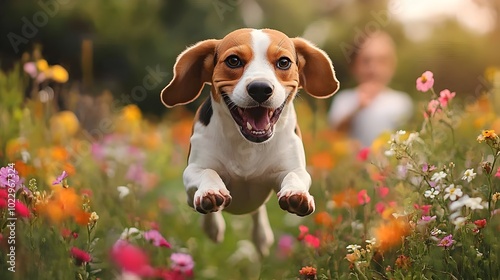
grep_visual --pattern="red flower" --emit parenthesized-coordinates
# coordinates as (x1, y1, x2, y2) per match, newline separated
(377, 186, 389, 198)
(356, 147, 370, 161)
(61, 228, 71, 238)
(70, 247, 91, 264)
(303, 234, 320, 249)
(112, 240, 155, 277)
(474, 219, 487, 229)
(15, 200, 30, 217)
(357, 190, 371, 205)
(298, 225, 309, 241)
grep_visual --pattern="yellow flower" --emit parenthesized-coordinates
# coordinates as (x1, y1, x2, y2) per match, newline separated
(36, 59, 49, 71)
(482, 129, 497, 139)
(121, 104, 142, 122)
(50, 111, 80, 143)
(48, 65, 69, 83)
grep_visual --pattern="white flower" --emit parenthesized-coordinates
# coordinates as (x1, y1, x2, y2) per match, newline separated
(452, 216, 467, 229)
(424, 188, 440, 199)
(365, 238, 377, 245)
(120, 227, 142, 240)
(430, 228, 445, 236)
(117, 185, 130, 199)
(462, 169, 477, 183)
(397, 130, 407, 135)
(476, 248, 483, 258)
(465, 197, 484, 210)
(431, 171, 447, 182)
(443, 184, 463, 201)
(346, 244, 362, 252)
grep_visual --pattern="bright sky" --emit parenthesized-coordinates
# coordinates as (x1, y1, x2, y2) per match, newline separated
(388, 0, 496, 41)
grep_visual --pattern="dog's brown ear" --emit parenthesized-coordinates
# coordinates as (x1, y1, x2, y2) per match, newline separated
(292, 38, 339, 98)
(161, 39, 219, 107)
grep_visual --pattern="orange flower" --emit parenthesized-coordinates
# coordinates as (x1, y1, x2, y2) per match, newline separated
(171, 118, 194, 147)
(314, 211, 334, 227)
(299, 266, 317, 277)
(51, 146, 69, 161)
(482, 129, 497, 139)
(14, 160, 35, 177)
(332, 188, 359, 208)
(310, 151, 334, 171)
(373, 218, 410, 252)
(37, 187, 89, 226)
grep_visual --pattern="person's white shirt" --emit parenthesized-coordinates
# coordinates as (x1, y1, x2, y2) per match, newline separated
(328, 88, 413, 147)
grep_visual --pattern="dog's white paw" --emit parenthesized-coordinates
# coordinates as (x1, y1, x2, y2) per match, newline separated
(193, 188, 232, 214)
(277, 189, 315, 217)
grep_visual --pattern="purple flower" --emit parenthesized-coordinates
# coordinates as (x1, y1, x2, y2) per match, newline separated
(0, 166, 24, 191)
(52, 171, 68, 185)
(143, 229, 171, 248)
(170, 253, 194, 273)
(437, 234, 455, 248)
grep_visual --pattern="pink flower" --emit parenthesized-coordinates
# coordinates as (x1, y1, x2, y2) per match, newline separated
(414, 204, 432, 215)
(23, 62, 38, 78)
(298, 225, 309, 241)
(416, 71, 434, 92)
(356, 147, 370, 161)
(52, 170, 68, 185)
(424, 99, 441, 118)
(112, 239, 155, 277)
(303, 234, 320, 249)
(495, 167, 500, 178)
(357, 189, 371, 205)
(377, 186, 389, 198)
(277, 235, 294, 258)
(70, 247, 91, 264)
(375, 202, 386, 214)
(437, 234, 454, 248)
(144, 229, 171, 248)
(170, 253, 195, 274)
(15, 200, 30, 217)
(438, 89, 456, 107)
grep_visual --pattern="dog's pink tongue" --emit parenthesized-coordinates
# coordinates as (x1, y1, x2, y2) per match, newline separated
(244, 107, 270, 130)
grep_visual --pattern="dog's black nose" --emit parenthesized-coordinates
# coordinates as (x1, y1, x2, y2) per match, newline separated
(247, 81, 273, 103)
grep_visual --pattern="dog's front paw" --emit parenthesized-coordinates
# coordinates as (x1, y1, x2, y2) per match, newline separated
(277, 190, 315, 217)
(194, 189, 232, 214)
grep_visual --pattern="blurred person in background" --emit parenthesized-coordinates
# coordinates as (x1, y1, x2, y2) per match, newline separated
(328, 31, 413, 147)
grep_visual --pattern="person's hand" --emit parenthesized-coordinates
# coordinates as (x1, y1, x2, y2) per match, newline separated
(357, 82, 385, 108)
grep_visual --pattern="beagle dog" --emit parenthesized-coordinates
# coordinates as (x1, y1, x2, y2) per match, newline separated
(161, 28, 339, 256)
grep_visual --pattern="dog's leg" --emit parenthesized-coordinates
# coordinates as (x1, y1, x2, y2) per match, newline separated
(251, 204, 274, 257)
(202, 211, 226, 243)
(277, 169, 315, 216)
(184, 165, 232, 213)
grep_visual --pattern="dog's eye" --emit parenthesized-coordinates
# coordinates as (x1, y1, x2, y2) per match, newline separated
(225, 55, 243, 68)
(276, 57, 292, 70)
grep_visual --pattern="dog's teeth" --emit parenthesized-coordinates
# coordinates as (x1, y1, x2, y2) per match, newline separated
(265, 123, 271, 130)
(246, 122, 253, 130)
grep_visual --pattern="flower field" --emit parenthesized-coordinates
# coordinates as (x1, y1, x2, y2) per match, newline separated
(1, 59, 500, 280)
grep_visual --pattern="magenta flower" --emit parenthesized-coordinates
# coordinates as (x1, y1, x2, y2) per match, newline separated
(357, 189, 371, 205)
(437, 234, 455, 248)
(356, 147, 370, 161)
(52, 170, 68, 185)
(170, 253, 194, 274)
(143, 229, 171, 248)
(70, 247, 91, 264)
(298, 225, 309, 241)
(112, 239, 155, 277)
(416, 71, 434, 92)
(304, 234, 320, 249)
(438, 89, 456, 107)
(375, 202, 386, 214)
(495, 167, 500, 178)
(15, 200, 30, 218)
(377, 186, 389, 198)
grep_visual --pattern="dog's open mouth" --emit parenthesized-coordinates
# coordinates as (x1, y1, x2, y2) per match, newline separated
(223, 94, 285, 143)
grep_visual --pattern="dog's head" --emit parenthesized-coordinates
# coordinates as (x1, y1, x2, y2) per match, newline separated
(161, 28, 339, 143)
